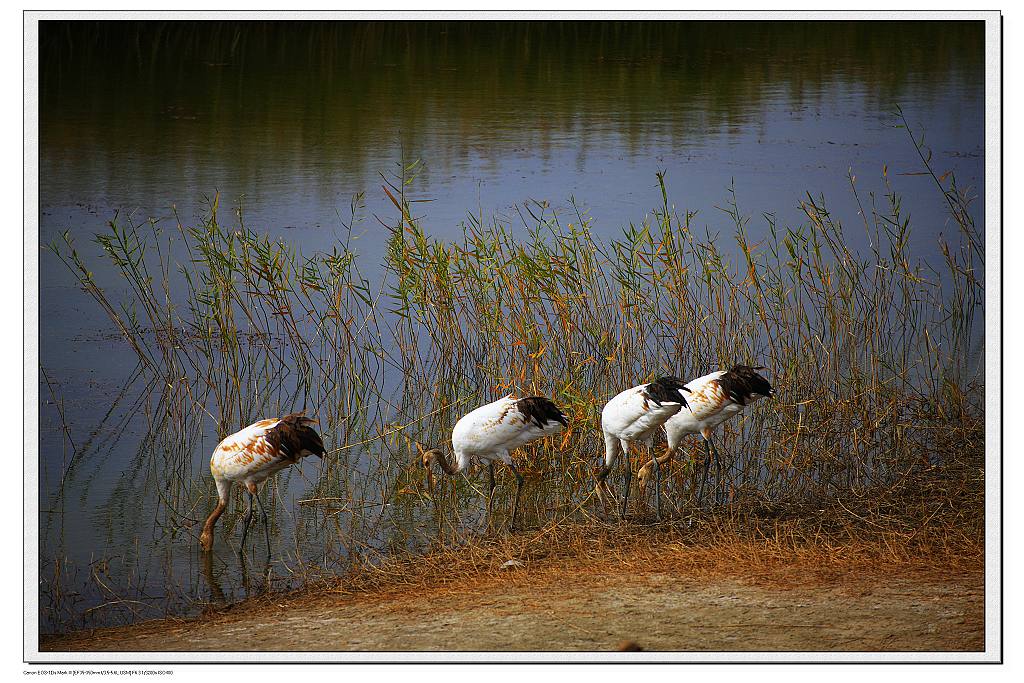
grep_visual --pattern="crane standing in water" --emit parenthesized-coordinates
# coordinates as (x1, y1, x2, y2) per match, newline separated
(596, 376, 691, 520)
(199, 412, 325, 555)
(419, 395, 568, 531)
(636, 365, 774, 507)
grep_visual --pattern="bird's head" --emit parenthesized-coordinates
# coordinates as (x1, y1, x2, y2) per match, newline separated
(199, 528, 214, 552)
(731, 365, 775, 402)
(415, 441, 442, 468)
(414, 442, 441, 491)
(635, 463, 652, 495)
(756, 372, 775, 401)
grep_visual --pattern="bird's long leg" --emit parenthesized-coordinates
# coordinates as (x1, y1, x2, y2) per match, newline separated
(697, 440, 712, 506)
(594, 465, 613, 519)
(649, 448, 662, 522)
(486, 462, 497, 531)
(596, 432, 618, 514)
(507, 461, 525, 532)
(253, 486, 271, 556)
(487, 462, 497, 513)
(620, 446, 632, 520)
(238, 489, 255, 556)
(709, 439, 724, 506)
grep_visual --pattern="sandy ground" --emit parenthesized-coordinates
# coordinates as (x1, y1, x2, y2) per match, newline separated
(41, 565, 983, 652)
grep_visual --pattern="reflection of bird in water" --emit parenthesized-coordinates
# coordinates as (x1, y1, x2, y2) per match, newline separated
(238, 551, 273, 599)
(596, 376, 690, 520)
(200, 549, 227, 605)
(199, 412, 325, 556)
(637, 365, 774, 506)
(201, 544, 273, 607)
(418, 395, 568, 531)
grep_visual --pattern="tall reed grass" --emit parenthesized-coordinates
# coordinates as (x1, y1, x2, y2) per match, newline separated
(44, 123, 985, 630)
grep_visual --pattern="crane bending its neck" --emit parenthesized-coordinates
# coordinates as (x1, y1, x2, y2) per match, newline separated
(199, 499, 227, 551)
(418, 442, 461, 476)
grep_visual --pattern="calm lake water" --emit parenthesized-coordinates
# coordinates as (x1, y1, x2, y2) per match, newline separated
(37, 21, 985, 633)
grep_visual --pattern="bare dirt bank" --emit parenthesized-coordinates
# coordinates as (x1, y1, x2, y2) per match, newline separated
(41, 535, 984, 652)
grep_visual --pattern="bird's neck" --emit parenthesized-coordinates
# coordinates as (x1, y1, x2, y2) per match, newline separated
(430, 449, 462, 476)
(200, 500, 227, 548)
(204, 500, 227, 527)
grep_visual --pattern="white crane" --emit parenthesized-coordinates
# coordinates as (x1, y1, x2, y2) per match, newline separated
(199, 412, 325, 555)
(595, 376, 690, 520)
(636, 365, 774, 507)
(418, 394, 568, 531)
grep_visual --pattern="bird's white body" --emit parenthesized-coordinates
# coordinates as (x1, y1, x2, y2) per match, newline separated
(635, 366, 774, 502)
(663, 371, 745, 448)
(421, 394, 568, 531)
(600, 382, 687, 467)
(594, 376, 689, 518)
(200, 412, 325, 552)
(451, 394, 566, 472)
(209, 418, 319, 496)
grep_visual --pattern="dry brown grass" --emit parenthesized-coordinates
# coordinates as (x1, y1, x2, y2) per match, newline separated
(39, 445, 984, 652)
(335, 513, 980, 607)
(40, 500, 983, 652)
(184, 457, 979, 622)
(333, 449, 984, 600)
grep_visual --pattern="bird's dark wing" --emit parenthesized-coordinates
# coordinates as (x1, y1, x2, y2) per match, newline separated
(642, 376, 689, 407)
(514, 396, 569, 429)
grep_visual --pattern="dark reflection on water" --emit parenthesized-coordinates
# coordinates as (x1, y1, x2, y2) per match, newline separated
(40, 21, 983, 251)
(37, 20, 985, 634)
